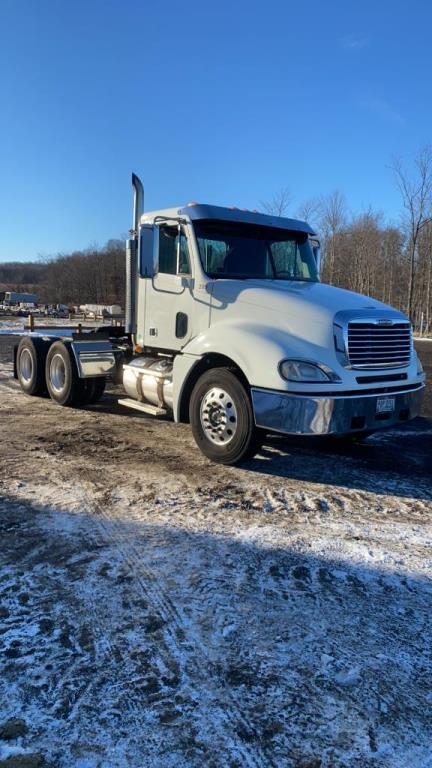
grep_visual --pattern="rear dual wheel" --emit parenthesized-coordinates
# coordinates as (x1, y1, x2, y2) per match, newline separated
(45, 342, 106, 406)
(16, 337, 50, 396)
(16, 337, 105, 407)
(45, 342, 78, 405)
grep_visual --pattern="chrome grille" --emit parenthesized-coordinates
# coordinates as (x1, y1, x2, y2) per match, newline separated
(347, 321, 412, 368)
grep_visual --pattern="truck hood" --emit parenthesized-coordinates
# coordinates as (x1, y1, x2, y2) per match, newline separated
(210, 279, 401, 328)
(186, 279, 414, 392)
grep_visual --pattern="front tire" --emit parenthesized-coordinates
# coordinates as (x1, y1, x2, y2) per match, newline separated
(189, 368, 263, 465)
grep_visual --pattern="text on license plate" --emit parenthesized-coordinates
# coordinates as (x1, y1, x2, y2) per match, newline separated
(376, 397, 395, 414)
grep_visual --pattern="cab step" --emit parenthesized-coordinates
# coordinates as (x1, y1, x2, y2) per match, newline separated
(118, 398, 166, 416)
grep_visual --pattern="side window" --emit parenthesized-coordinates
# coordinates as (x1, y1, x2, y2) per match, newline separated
(158, 226, 177, 274)
(196, 237, 227, 274)
(158, 225, 191, 275)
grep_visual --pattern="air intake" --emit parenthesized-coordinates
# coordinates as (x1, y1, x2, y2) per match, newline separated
(347, 320, 412, 369)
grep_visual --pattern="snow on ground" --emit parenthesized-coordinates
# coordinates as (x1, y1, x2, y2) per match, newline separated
(0, 338, 431, 767)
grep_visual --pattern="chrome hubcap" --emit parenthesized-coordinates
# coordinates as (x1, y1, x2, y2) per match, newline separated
(20, 348, 33, 383)
(200, 387, 238, 445)
(50, 353, 66, 393)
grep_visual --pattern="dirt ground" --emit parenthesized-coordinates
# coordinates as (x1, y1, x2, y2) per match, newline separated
(0, 333, 431, 768)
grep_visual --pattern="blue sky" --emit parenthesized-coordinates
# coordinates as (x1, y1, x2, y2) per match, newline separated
(0, 0, 431, 262)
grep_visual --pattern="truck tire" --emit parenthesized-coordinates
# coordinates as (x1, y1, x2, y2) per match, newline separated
(45, 341, 80, 406)
(189, 368, 263, 465)
(16, 337, 49, 396)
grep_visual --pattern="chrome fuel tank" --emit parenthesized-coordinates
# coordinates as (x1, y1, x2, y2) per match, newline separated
(122, 357, 173, 410)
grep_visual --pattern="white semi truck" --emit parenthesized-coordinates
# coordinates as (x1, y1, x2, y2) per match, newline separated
(13, 174, 425, 464)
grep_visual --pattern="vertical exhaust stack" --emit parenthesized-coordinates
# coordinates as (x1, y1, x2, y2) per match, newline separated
(125, 173, 144, 336)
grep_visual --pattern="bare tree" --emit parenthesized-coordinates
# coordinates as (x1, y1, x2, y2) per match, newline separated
(415, 221, 432, 333)
(381, 226, 404, 307)
(260, 187, 291, 217)
(390, 146, 432, 319)
(319, 190, 347, 283)
(296, 197, 321, 228)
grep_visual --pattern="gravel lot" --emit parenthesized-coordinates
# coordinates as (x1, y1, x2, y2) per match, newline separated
(0, 331, 431, 768)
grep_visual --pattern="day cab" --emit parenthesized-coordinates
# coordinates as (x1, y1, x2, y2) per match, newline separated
(14, 175, 425, 464)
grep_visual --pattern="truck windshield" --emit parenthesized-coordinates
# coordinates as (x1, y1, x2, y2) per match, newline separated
(194, 220, 318, 281)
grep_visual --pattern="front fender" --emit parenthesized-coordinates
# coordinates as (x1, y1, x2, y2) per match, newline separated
(182, 320, 331, 391)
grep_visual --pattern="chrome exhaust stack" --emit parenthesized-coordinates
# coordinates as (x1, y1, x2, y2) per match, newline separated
(125, 173, 144, 335)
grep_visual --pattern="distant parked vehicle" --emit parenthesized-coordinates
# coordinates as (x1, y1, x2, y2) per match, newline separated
(79, 304, 122, 320)
(4, 292, 38, 305)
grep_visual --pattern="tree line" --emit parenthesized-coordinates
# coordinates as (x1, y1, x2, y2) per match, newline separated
(0, 240, 125, 307)
(1, 146, 431, 331)
(262, 146, 432, 333)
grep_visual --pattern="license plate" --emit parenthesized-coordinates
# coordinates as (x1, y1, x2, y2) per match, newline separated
(376, 397, 395, 414)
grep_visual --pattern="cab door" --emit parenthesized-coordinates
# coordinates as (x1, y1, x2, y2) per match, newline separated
(144, 223, 196, 351)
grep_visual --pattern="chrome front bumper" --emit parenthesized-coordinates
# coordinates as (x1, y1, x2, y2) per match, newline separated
(251, 385, 425, 436)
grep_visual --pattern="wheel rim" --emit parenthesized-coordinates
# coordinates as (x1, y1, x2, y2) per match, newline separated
(49, 353, 66, 393)
(200, 387, 238, 445)
(19, 348, 33, 383)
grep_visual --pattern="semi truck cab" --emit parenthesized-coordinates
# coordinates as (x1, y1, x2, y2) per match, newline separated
(14, 174, 426, 464)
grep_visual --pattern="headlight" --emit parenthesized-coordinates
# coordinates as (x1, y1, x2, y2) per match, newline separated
(279, 359, 342, 383)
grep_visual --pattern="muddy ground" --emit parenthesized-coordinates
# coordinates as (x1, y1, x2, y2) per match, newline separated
(0, 335, 431, 768)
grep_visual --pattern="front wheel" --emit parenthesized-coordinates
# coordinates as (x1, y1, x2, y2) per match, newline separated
(189, 368, 263, 465)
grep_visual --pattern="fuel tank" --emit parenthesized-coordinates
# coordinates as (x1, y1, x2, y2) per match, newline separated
(122, 357, 173, 410)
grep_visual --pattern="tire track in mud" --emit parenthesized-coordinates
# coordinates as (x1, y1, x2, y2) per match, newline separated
(9, 453, 342, 764)
(76, 475, 272, 768)
(1, 445, 271, 766)
(33, 452, 431, 766)
(0, 497, 118, 761)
